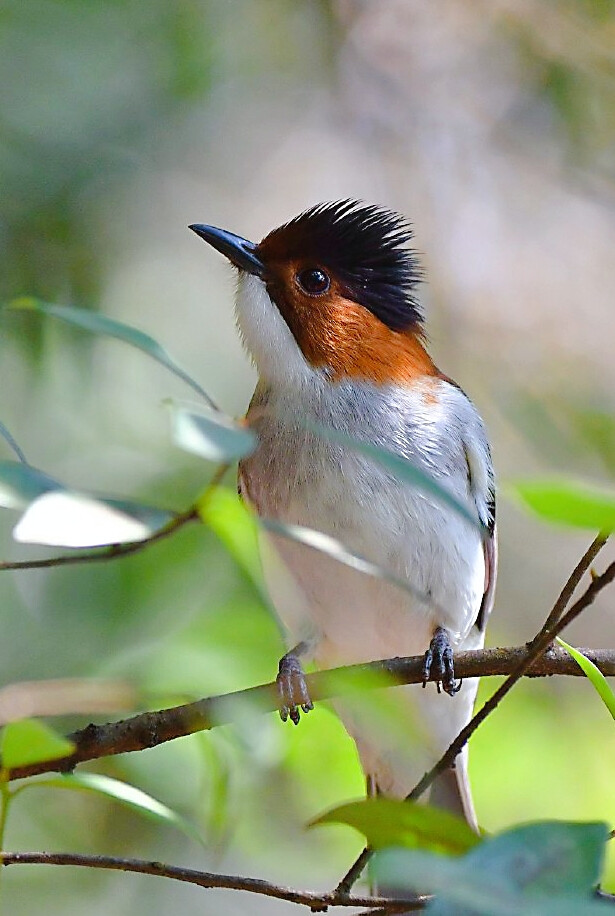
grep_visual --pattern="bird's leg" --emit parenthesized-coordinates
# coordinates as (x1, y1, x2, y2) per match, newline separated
(422, 626, 461, 696)
(276, 642, 314, 725)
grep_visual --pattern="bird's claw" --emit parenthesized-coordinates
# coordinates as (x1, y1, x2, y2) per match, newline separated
(276, 652, 313, 725)
(422, 627, 461, 696)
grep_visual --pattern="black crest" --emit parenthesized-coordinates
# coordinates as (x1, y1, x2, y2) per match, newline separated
(260, 199, 423, 331)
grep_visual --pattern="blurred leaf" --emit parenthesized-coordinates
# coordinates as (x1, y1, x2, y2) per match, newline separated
(0, 422, 27, 464)
(566, 409, 615, 478)
(172, 404, 257, 463)
(307, 421, 484, 535)
(376, 821, 610, 916)
(6, 299, 216, 408)
(312, 798, 479, 855)
(510, 478, 615, 531)
(198, 487, 264, 595)
(261, 517, 435, 609)
(13, 491, 173, 548)
(0, 460, 61, 510)
(556, 638, 615, 721)
(26, 773, 203, 845)
(1, 719, 74, 769)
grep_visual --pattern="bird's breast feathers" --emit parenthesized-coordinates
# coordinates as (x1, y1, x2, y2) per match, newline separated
(240, 368, 495, 664)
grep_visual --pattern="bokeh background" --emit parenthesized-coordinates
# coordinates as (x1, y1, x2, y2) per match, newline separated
(2, 1, 615, 912)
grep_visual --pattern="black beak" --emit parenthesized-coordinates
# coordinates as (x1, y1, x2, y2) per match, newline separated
(189, 224, 265, 278)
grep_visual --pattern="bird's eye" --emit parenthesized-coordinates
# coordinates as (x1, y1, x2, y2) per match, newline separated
(296, 268, 330, 295)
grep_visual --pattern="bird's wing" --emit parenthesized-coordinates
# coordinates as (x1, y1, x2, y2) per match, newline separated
(463, 429, 497, 633)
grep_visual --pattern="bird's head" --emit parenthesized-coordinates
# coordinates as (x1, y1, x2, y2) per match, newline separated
(190, 200, 434, 387)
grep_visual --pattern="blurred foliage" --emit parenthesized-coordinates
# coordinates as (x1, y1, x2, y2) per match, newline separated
(2, 1, 615, 914)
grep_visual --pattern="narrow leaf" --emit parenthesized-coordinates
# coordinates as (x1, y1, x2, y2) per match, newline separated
(0, 460, 61, 510)
(261, 517, 437, 610)
(7, 298, 217, 408)
(1, 719, 75, 768)
(556, 638, 615, 720)
(313, 798, 479, 855)
(172, 405, 257, 463)
(0, 422, 27, 464)
(13, 491, 173, 548)
(511, 478, 615, 532)
(306, 421, 484, 535)
(25, 773, 203, 845)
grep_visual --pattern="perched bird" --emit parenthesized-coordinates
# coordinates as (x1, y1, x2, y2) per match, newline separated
(190, 201, 496, 827)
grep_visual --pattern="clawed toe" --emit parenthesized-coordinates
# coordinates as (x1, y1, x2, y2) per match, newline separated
(422, 627, 461, 696)
(276, 652, 313, 724)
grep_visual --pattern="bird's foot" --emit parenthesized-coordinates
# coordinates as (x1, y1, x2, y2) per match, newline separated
(276, 651, 313, 725)
(422, 627, 461, 696)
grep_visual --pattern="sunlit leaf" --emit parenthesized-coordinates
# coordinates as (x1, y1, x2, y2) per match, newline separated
(510, 478, 615, 531)
(261, 517, 436, 610)
(306, 421, 484, 535)
(0, 422, 27, 464)
(556, 638, 615, 721)
(172, 404, 257, 463)
(13, 491, 173, 548)
(313, 798, 479, 855)
(25, 772, 203, 845)
(1, 719, 75, 768)
(198, 487, 264, 595)
(0, 460, 61, 510)
(7, 298, 216, 408)
(376, 821, 610, 916)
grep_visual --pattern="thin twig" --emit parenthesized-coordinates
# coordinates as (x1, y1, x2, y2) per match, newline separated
(5, 645, 615, 781)
(335, 536, 612, 895)
(541, 533, 608, 632)
(0, 851, 428, 911)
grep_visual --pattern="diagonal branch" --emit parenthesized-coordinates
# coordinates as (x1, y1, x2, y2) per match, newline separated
(335, 535, 613, 895)
(0, 851, 429, 911)
(541, 533, 608, 632)
(5, 644, 615, 781)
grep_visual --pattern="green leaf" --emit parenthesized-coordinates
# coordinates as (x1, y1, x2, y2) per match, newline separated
(556, 638, 615, 721)
(13, 491, 173, 548)
(510, 478, 615, 531)
(24, 773, 203, 845)
(0, 460, 61, 510)
(376, 821, 610, 916)
(313, 798, 479, 855)
(0, 422, 27, 464)
(6, 298, 217, 408)
(1, 719, 75, 768)
(198, 487, 264, 595)
(261, 517, 436, 610)
(172, 405, 257, 463)
(306, 421, 484, 535)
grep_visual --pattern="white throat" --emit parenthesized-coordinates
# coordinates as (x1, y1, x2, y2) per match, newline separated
(235, 273, 315, 388)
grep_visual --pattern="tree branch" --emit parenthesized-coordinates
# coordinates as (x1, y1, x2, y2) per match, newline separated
(5, 644, 615, 781)
(0, 851, 429, 912)
(541, 533, 608, 632)
(335, 537, 613, 895)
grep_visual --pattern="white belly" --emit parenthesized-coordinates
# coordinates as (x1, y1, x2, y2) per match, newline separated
(240, 379, 488, 800)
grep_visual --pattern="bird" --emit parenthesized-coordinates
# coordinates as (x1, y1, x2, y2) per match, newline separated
(189, 200, 496, 829)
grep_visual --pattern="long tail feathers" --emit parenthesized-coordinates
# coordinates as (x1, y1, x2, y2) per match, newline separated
(429, 761, 478, 832)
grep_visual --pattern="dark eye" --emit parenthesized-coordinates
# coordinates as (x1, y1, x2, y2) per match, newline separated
(296, 268, 330, 295)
